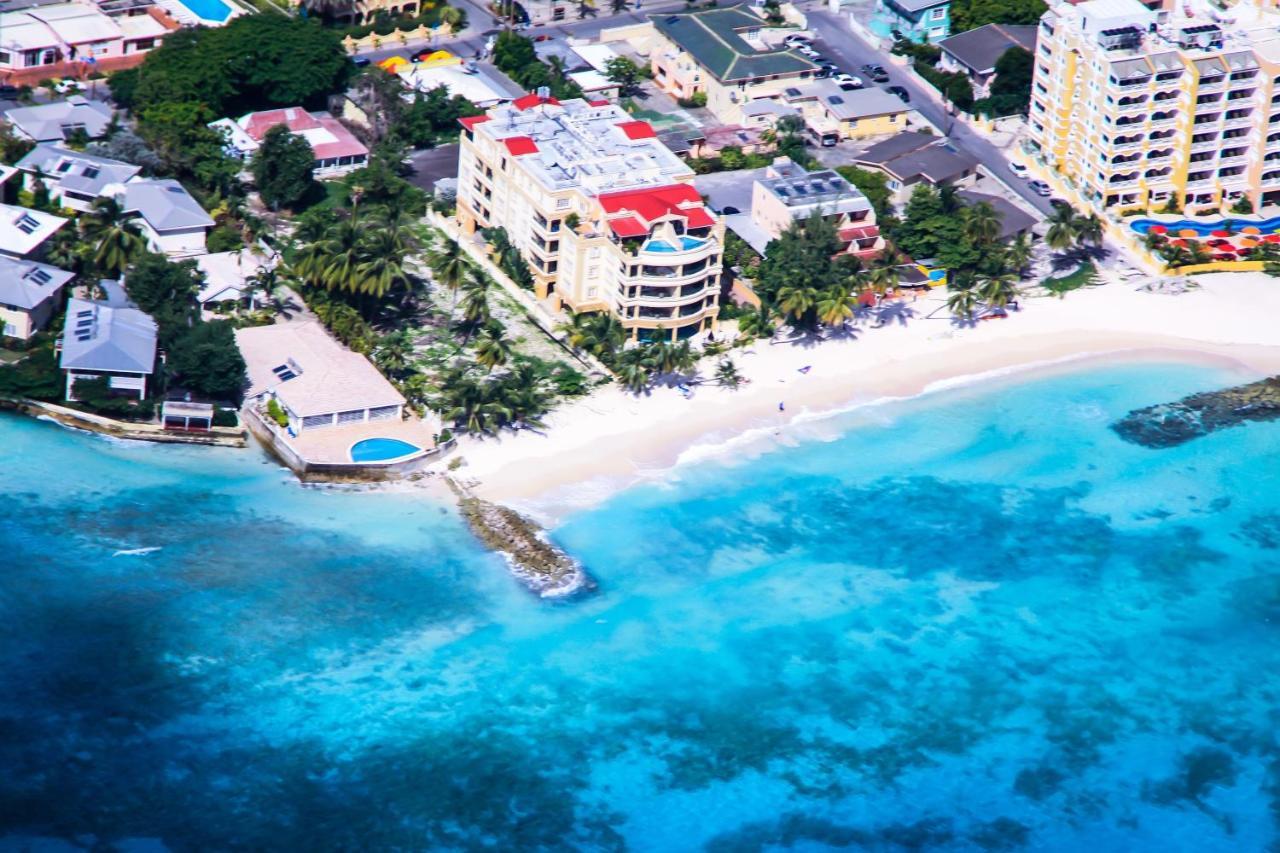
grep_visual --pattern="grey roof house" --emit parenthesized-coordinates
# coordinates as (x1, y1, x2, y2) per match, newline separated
(855, 131, 979, 200)
(123, 179, 214, 258)
(957, 190, 1037, 240)
(14, 145, 140, 212)
(0, 255, 74, 340)
(939, 24, 1038, 95)
(3, 96, 114, 143)
(60, 280, 158, 402)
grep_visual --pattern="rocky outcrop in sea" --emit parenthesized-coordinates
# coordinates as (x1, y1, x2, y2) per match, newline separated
(1112, 376, 1280, 448)
(446, 479, 593, 597)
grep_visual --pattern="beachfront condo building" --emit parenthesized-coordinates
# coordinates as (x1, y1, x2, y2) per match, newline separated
(1028, 0, 1280, 214)
(455, 94, 724, 342)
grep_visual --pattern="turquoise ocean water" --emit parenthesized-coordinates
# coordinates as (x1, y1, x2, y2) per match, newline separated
(2, 360, 1279, 851)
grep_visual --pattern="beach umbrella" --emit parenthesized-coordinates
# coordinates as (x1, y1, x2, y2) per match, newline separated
(1179, 229, 1199, 238)
(1211, 229, 1230, 238)
(1149, 224, 1167, 234)
(1239, 237, 1259, 247)
(1265, 234, 1280, 243)
(1168, 238, 1187, 247)
(1242, 226, 1261, 235)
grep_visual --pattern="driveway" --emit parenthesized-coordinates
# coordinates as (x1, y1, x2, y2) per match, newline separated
(407, 144, 461, 193)
(803, 8, 1057, 219)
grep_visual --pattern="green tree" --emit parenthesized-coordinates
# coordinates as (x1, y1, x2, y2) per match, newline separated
(835, 165, 894, 220)
(605, 57, 644, 96)
(125, 253, 204, 347)
(976, 273, 1019, 310)
(81, 197, 146, 277)
(252, 124, 318, 211)
(949, 0, 1047, 34)
(816, 286, 857, 328)
(715, 359, 743, 389)
(168, 320, 247, 401)
(946, 286, 980, 322)
(963, 201, 1003, 246)
(1044, 204, 1079, 252)
(475, 329, 514, 371)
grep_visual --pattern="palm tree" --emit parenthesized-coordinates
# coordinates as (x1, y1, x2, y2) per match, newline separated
(816, 286, 857, 328)
(374, 330, 415, 379)
(1006, 232, 1034, 278)
(320, 217, 364, 294)
(82, 197, 145, 277)
(946, 286, 981, 322)
(475, 330, 513, 371)
(715, 359, 743, 389)
(355, 230, 413, 299)
(865, 261, 900, 295)
(427, 236, 470, 317)
(1044, 205, 1079, 253)
(617, 348, 652, 394)
(1075, 213, 1104, 249)
(976, 274, 1020, 311)
(647, 340, 696, 376)
(963, 201, 1003, 246)
(776, 284, 820, 327)
(736, 304, 776, 340)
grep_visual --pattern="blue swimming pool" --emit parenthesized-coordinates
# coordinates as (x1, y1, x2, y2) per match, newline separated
(1129, 215, 1280, 236)
(644, 236, 706, 252)
(174, 0, 232, 22)
(350, 438, 421, 463)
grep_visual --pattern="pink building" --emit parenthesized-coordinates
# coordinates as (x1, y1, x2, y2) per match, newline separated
(210, 108, 370, 178)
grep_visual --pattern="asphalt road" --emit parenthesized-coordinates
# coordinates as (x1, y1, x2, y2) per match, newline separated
(803, 8, 1056, 218)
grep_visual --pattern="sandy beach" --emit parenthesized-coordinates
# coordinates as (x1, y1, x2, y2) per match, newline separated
(432, 272, 1280, 518)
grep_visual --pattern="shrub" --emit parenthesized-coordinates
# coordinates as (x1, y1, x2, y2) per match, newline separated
(266, 397, 289, 427)
(207, 225, 243, 253)
(212, 408, 239, 427)
(677, 91, 707, 108)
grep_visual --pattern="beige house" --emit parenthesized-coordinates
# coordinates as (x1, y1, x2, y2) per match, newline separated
(750, 158, 885, 259)
(649, 6, 820, 125)
(1029, 0, 1280, 213)
(457, 94, 724, 341)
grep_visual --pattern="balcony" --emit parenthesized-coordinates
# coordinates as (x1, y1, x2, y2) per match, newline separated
(1110, 77, 1151, 91)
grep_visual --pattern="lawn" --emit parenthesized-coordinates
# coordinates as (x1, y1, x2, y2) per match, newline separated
(1041, 261, 1098, 296)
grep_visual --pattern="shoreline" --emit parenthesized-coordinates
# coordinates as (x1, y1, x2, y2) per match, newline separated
(439, 275, 1280, 523)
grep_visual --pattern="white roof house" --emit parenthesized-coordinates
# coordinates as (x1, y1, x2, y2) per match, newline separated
(235, 320, 404, 431)
(0, 203, 68, 258)
(195, 249, 275, 306)
(397, 64, 518, 108)
(3, 96, 115, 143)
(0, 3, 123, 56)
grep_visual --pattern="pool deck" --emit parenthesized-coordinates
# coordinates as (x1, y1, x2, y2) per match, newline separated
(290, 418, 438, 465)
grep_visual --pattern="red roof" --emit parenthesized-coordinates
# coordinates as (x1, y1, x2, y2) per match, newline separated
(839, 225, 880, 242)
(459, 115, 491, 130)
(588, 99, 611, 107)
(502, 136, 539, 156)
(617, 120, 657, 140)
(608, 216, 649, 238)
(239, 108, 368, 161)
(597, 184, 713, 229)
(512, 93, 561, 111)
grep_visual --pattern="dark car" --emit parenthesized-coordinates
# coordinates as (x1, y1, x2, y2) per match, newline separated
(862, 63, 889, 82)
(352, 57, 371, 67)
(1049, 197, 1072, 211)
(0, 84, 20, 99)
(886, 85, 909, 102)
(720, 206, 740, 215)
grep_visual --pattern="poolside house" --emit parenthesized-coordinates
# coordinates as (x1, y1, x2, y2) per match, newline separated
(59, 280, 158, 401)
(235, 321, 405, 434)
(14, 145, 140, 213)
(120, 178, 213, 258)
(0, 255, 74, 339)
(195, 249, 275, 311)
(749, 157, 885, 258)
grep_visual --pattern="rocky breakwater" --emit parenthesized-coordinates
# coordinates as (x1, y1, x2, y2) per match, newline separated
(1112, 376, 1280, 448)
(446, 479, 593, 597)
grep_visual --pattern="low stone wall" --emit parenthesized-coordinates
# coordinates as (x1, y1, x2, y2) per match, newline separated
(0, 397, 246, 447)
(242, 406, 452, 482)
(342, 23, 453, 54)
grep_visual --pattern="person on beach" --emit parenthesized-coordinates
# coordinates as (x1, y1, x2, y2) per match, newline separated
(779, 402, 786, 412)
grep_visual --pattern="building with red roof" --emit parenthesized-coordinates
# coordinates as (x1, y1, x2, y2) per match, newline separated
(456, 95, 724, 341)
(210, 108, 369, 178)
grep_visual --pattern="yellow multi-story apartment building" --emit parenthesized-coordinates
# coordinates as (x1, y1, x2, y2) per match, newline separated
(1029, 0, 1280, 214)
(456, 93, 724, 342)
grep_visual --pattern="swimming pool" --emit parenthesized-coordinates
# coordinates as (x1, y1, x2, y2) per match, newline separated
(173, 0, 232, 22)
(1129, 215, 1280, 236)
(643, 236, 706, 252)
(349, 438, 422, 463)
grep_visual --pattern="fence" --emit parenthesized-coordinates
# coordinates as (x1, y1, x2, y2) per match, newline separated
(342, 22, 453, 54)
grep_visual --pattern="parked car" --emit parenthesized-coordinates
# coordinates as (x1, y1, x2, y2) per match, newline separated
(1029, 180, 1052, 197)
(720, 205, 740, 215)
(783, 34, 812, 47)
(886, 85, 910, 102)
(862, 63, 889, 83)
(53, 79, 85, 94)
(838, 82, 861, 92)
(797, 45, 820, 57)
(814, 68, 832, 79)
(834, 73, 863, 87)
(0, 85, 21, 99)
(812, 55, 832, 65)
(1008, 161, 1029, 178)
(1049, 197, 1072, 211)
(352, 56, 371, 67)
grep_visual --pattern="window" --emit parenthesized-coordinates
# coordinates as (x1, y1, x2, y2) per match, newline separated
(23, 267, 51, 285)
(81, 166, 100, 179)
(14, 213, 41, 235)
(0, 51, 10, 65)
(931, 7, 944, 18)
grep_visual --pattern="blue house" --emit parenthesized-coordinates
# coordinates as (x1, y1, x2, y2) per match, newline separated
(870, 0, 951, 43)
